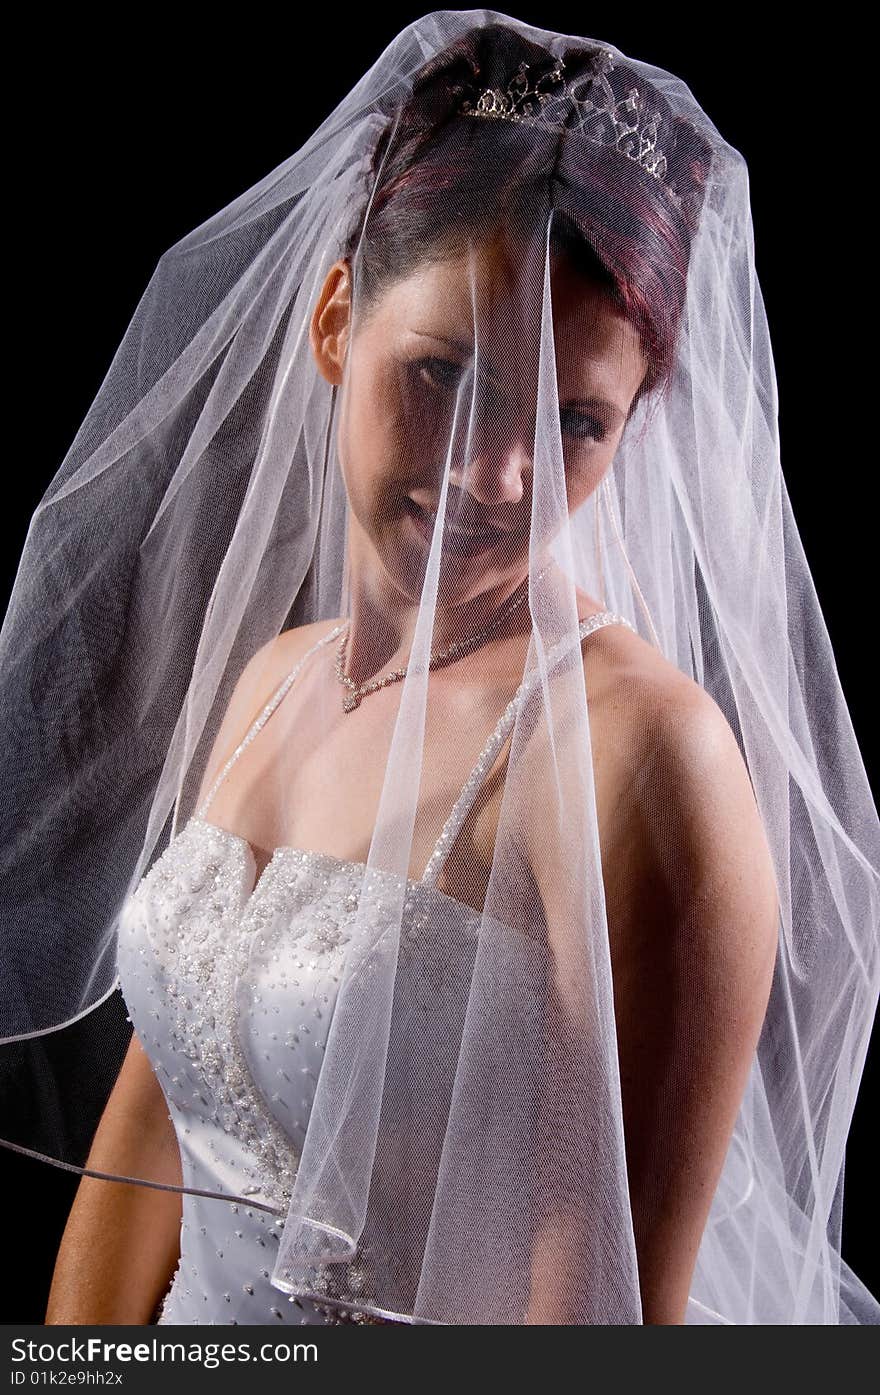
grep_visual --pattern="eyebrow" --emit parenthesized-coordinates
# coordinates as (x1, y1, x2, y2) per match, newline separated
(412, 332, 626, 425)
(567, 396, 625, 426)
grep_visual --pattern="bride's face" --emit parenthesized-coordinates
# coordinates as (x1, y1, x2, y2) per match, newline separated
(309, 232, 647, 599)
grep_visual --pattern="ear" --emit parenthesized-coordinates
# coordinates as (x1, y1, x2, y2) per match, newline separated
(309, 258, 352, 386)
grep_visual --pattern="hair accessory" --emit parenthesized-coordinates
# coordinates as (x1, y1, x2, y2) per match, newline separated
(459, 51, 683, 209)
(3, 11, 876, 1329)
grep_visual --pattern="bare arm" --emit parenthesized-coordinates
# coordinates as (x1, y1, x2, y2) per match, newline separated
(45, 624, 326, 1324)
(45, 1032, 183, 1325)
(523, 676, 779, 1324)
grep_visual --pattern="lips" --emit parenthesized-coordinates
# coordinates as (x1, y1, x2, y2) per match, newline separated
(408, 495, 513, 534)
(405, 498, 507, 553)
(416, 500, 502, 537)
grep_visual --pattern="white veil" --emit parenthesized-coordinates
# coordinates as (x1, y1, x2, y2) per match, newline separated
(1, 9, 878, 1325)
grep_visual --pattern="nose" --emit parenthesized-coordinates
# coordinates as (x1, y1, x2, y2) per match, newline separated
(448, 438, 531, 506)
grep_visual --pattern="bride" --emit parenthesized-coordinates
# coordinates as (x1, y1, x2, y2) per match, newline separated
(3, 12, 877, 1325)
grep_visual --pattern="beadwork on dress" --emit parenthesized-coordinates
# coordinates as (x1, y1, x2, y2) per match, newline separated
(116, 611, 631, 1325)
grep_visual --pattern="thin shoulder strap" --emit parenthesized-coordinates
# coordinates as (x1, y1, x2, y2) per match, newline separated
(197, 623, 346, 819)
(419, 611, 636, 889)
(197, 611, 636, 880)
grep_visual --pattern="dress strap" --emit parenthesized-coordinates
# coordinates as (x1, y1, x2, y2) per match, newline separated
(197, 610, 636, 884)
(197, 623, 346, 819)
(419, 611, 635, 888)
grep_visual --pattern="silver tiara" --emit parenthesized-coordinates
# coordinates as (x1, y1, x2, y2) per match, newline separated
(458, 51, 683, 211)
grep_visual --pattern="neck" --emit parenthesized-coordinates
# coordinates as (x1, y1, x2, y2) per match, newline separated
(342, 516, 544, 686)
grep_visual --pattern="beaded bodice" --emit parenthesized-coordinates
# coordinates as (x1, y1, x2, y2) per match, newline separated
(115, 609, 634, 1323)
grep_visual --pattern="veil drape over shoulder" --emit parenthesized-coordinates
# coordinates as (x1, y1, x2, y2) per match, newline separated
(1, 10, 878, 1325)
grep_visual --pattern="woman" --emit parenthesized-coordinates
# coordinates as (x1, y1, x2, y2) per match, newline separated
(2, 12, 878, 1325)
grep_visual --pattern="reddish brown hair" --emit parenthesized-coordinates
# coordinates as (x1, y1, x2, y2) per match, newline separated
(344, 22, 714, 427)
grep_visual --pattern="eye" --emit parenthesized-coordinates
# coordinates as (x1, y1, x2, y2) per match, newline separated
(560, 409, 607, 443)
(417, 357, 465, 391)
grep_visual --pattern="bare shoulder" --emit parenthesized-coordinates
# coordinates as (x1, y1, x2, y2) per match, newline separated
(585, 618, 779, 955)
(583, 614, 734, 766)
(513, 607, 728, 825)
(226, 616, 345, 722)
(194, 617, 344, 811)
(269, 616, 346, 672)
(585, 616, 767, 840)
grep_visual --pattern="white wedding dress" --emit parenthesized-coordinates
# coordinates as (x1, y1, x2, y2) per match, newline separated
(115, 612, 632, 1325)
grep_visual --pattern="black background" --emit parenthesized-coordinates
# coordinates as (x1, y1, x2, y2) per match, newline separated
(4, 6, 876, 1319)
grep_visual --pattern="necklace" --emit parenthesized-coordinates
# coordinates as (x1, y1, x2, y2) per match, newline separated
(334, 565, 549, 712)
